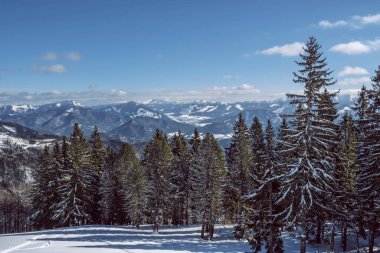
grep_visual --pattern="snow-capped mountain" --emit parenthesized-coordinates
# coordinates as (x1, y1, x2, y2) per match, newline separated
(0, 95, 355, 145)
(0, 121, 59, 151)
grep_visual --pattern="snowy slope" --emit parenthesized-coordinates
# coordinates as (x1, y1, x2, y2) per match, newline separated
(1, 225, 378, 253)
(0, 225, 250, 253)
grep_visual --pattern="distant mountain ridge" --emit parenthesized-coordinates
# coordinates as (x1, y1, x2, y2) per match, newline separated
(0, 95, 355, 145)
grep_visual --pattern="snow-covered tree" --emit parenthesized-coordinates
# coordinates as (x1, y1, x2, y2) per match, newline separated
(275, 37, 337, 253)
(99, 147, 117, 224)
(336, 112, 357, 251)
(189, 128, 203, 224)
(198, 133, 226, 240)
(54, 123, 93, 226)
(225, 113, 252, 227)
(88, 126, 105, 224)
(170, 131, 192, 225)
(142, 129, 173, 232)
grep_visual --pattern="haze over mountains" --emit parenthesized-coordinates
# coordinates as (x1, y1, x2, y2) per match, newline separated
(0, 95, 354, 146)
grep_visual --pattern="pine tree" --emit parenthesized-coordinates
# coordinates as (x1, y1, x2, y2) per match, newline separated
(98, 147, 116, 224)
(30, 146, 53, 229)
(245, 121, 284, 253)
(123, 143, 147, 228)
(198, 133, 226, 240)
(250, 116, 266, 186)
(170, 131, 192, 225)
(189, 128, 203, 224)
(276, 37, 337, 253)
(356, 67, 380, 253)
(88, 126, 105, 224)
(336, 113, 358, 251)
(225, 113, 252, 236)
(142, 129, 173, 232)
(54, 123, 93, 226)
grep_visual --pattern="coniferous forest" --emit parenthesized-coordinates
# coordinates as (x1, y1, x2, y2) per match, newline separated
(1, 37, 379, 253)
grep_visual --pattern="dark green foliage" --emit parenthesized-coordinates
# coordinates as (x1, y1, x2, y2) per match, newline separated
(277, 37, 337, 253)
(198, 133, 226, 240)
(170, 131, 192, 225)
(225, 113, 252, 226)
(142, 129, 173, 232)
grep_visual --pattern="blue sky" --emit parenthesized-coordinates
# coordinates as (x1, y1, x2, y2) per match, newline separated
(0, 0, 379, 105)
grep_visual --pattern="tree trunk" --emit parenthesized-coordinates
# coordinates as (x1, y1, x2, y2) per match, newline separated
(300, 218, 307, 253)
(368, 222, 376, 253)
(330, 224, 335, 253)
(316, 218, 322, 244)
(268, 182, 273, 253)
(356, 229, 360, 253)
(341, 221, 347, 251)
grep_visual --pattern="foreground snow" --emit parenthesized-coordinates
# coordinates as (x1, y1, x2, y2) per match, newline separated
(0, 225, 250, 253)
(0, 225, 378, 253)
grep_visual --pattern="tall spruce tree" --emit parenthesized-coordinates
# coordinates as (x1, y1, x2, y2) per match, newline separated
(123, 143, 147, 228)
(225, 113, 251, 228)
(250, 116, 266, 186)
(355, 67, 380, 253)
(88, 126, 105, 224)
(189, 128, 203, 224)
(142, 129, 173, 232)
(198, 133, 226, 240)
(30, 146, 53, 229)
(170, 131, 192, 225)
(54, 123, 93, 226)
(337, 113, 358, 251)
(276, 37, 337, 253)
(99, 147, 117, 224)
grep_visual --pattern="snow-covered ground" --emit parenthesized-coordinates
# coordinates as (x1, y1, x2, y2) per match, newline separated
(0, 225, 378, 253)
(0, 225, 250, 253)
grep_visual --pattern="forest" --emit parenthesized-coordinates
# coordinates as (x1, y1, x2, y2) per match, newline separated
(0, 37, 379, 253)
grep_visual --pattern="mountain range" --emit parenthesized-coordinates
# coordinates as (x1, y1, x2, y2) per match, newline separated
(0, 95, 355, 146)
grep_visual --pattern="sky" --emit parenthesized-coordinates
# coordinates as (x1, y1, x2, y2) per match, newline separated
(0, 0, 379, 105)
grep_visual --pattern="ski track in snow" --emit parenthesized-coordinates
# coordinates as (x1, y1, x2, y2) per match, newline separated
(1, 225, 379, 253)
(0, 225, 250, 253)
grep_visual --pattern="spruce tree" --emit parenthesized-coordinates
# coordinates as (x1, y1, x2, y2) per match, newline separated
(54, 123, 93, 226)
(170, 131, 192, 225)
(99, 147, 117, 224)
(276, 37, 337, 253)
(30, 146, 53, 229)
(142, 129, 173, 232)
(225, 113, 251, 236)
(198, 133, 226, 240)
(123, 143, 147, 228)
(189, 128, 203, 224)
(356, 67, 380, 253)
(337, 113, 357, 251)
(250, 116, 266, 186)
(88, 126, 105, 224)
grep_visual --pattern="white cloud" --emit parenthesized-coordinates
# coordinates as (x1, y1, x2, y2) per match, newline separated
(338, 66, 369, 77)
(330, 41, 371, 54)
(257, 42, 305, 57)
(317, 13, 380, 29)
(356, 13, 380, 25)
(210, 84, 260, 93)
(0, 89, 130, 106)
(330, 39, 380, 54)
(338, 76, 371, 86)
(318, 20, 348, 28)
(33, 64, 67, 73)
(65, 52, 82, 61)
(42, 52, 58, 61)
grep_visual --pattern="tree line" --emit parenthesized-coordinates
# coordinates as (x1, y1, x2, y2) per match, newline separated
(11, 37, 380, 253)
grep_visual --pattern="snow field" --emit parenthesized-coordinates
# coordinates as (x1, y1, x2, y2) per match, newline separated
(0, 225, 250, 253)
